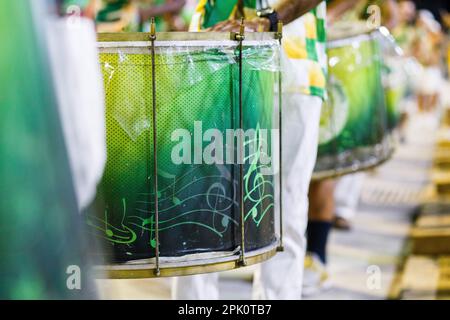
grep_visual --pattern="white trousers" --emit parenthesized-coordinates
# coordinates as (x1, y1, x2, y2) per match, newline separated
(334, 173, 365, 220)
(46, 17, 107, 210)
(172, 95, 322, 300)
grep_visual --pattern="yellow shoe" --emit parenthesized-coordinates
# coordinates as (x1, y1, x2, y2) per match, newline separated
(302, 253, 331, 298)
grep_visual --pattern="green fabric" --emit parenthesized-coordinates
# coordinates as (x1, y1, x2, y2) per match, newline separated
(96, 0, 130, 22)
(316, 17, 327, 42)
(201, 0, 256, 29)
(306, 38, 318, 62)
(62, 0, 90, 11)
(0, 0, 95, 299)
(310, 86, 326, 98)
(96, 0, 172, 32)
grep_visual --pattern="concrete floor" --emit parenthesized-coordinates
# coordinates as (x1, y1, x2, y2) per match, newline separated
(96, 111, 439, 300)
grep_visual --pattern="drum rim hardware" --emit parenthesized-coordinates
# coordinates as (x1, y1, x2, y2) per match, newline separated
(94, 242, 279, 279)
(97, 31, 281, 42)
(231, 18, 247, 267)
(149, 18, 160, 277)
(312, 140, 395, 181)
(275, 21, 284, 253)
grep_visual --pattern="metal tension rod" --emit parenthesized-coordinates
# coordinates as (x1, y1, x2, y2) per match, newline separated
(150, 18, 161, 277)
(275, 21, 284, 252)
(232, 18, 247, 267)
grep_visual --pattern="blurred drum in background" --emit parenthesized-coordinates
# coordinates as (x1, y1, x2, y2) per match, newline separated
(375, 27, 409, 132)
(383, 56, 407, 131)
(88, 32, 282, 278)
(313, 24, 394, 180)
(379, 31, 423, 134)
(447, 37, 450, 99)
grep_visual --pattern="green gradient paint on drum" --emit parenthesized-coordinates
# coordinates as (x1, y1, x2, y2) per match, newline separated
(318, 36, 386, 156)
(89, 44, 277, 262)
(319, 76, 349, 145)
(386, 86, 404, 130)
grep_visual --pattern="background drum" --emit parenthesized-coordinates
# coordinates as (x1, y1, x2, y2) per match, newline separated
(313, 24, 394, 180)
(88, 32, 282, 278)
(375, 27, 409, 132)
(383, 56, 407, 131)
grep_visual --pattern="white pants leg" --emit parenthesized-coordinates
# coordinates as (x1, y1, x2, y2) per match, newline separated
(252, 95, 322, 300)
(46, 17, 107, 210)
(334, 173, 365, 220)
(172, 274, 220, 300)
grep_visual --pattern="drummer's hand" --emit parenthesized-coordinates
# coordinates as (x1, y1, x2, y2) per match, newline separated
(442, 12, 450, 30)
(207, 18, 270, 32)
(83, 0, 97, 20)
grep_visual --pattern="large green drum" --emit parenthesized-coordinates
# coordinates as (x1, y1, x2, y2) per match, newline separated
(314, 26, 393, 180)
(89, 33, 281, 278)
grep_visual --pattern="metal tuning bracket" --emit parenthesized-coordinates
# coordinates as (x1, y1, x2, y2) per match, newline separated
(231, 19, 247, 267)
(149, 18, 161, 276)
(276, 21, 284, 253)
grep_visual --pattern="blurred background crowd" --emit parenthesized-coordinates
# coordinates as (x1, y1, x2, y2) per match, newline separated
(62, 0, 450, 111)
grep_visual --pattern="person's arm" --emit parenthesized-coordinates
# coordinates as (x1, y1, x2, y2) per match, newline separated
(83, 0, 98, 20)
(273, 0, 324, 25)
(210, 0, 323, 32)
(139, 0, 186, 23)
(380, 0, 400, 30)
(327, 0, 359, 24)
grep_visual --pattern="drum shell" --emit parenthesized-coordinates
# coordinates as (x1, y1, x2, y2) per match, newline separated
(382, 56, 408, 131)
(88, 37, 280, 263)
(315, 33, 390, 176)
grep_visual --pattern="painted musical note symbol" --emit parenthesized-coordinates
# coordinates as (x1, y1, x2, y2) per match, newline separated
(105, 210, 114, 237)
(96, 198, 137, 245)
(243, 124, 268, 223)
(140, 215, 156, 248)
(144, 215, 156, 249)
(159, 169, 181, 206)
(207, 182, 230, 230)
(221, 215, 229, 228)
(250, 207, 258, 219)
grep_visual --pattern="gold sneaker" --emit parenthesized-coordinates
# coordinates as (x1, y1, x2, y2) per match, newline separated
(302, 253, 332, 297)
